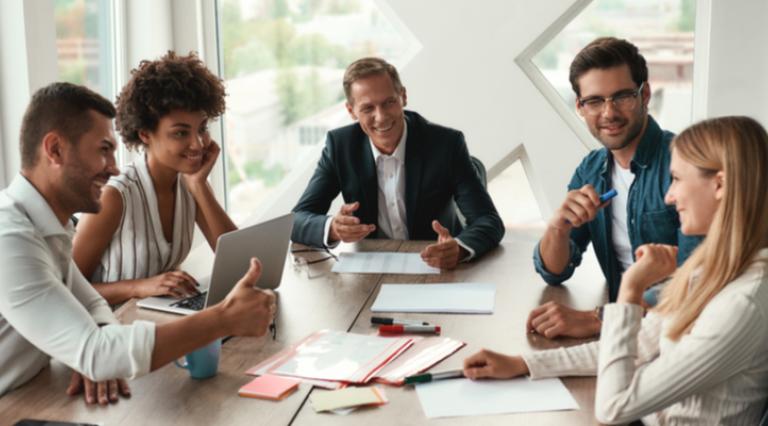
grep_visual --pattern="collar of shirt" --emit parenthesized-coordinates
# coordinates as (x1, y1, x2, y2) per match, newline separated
(369, 118, 408, 164)
(600, 115, 663, 176)
(6, 175, 74, 238)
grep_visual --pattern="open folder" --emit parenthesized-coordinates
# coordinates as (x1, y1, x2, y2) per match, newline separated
(247, 330, 413, 384)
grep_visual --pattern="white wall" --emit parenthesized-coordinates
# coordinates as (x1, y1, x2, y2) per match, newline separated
(700, 0, 768, 126)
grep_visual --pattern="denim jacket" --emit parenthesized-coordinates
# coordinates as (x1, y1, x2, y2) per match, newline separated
(533, 116, 702, 302)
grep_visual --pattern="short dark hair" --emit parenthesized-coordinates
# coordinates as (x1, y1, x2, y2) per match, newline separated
(569, 37, 648, 97)
(19, 82, 115, 169)
(343, 57, 404, 104)
(115, 51, 226, 150)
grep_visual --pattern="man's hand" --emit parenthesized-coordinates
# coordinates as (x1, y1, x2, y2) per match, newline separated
(329, 202, 376, 243)
(463, 349, 529, 380)
(619, 244, 678, 304)
(134, 271, 200, 299)
(420, 221, 465, 269)
(218, 257, 276, 337)
(66, 371, 131, 405)
(526, 301, 601, 339)
(549, 184, 604, 232)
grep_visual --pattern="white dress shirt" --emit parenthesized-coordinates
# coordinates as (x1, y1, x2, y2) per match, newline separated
(522, 249, 768, 425)
(323, 120, 474, 259)
(370, 125, 409, 240)
(0, 175, 155, 396)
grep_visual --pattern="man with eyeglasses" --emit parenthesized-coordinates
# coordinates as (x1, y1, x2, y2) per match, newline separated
(527, 37, 701, 339)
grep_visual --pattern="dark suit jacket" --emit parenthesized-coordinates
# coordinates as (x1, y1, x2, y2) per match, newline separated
(291, 110, 504, 258)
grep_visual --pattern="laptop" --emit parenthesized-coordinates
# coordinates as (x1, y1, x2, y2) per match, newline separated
(137, 213, 293, 315)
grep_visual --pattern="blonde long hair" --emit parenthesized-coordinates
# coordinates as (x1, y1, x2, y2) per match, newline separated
(656, 116, 768, 340)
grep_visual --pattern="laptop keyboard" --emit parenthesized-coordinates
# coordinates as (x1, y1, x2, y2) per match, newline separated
(171, 292, 208, 311)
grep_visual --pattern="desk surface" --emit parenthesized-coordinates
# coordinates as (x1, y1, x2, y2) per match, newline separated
(0, 230, 606, 426)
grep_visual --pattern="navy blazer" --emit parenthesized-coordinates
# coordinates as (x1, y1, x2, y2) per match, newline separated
(291, 110, 504, 258)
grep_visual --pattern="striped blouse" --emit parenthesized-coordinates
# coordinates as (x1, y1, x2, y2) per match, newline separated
(523, 249, 768, 425)
(91, 156, 196, 283)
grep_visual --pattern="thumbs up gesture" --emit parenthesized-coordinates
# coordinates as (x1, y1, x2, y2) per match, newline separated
(419, 220, 466, 270)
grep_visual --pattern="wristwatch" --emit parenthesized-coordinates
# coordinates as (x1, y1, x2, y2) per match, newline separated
(594, 305, 604, 322)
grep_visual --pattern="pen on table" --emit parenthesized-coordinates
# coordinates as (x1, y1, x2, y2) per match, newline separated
(565, 189, 618, 225)
(378, 325, 441, 335)
(371, 316, 429, 326)
(404, 370, 464, 385)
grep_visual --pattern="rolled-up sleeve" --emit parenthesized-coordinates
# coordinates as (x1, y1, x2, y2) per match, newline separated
(532, 238, 584, 285)
(0, 231, 155, 381)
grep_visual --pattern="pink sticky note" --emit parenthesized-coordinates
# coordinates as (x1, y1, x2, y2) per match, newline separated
(238, 374, 300, 401)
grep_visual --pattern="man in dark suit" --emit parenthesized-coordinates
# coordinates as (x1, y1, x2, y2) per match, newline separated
(292, 57, 504, 269)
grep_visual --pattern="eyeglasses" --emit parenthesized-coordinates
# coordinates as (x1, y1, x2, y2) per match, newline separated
(578, 82, 644, 116)
(291, 247, 338, 278)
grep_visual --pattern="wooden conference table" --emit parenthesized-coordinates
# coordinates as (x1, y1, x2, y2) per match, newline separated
(0, 228, 606, 426)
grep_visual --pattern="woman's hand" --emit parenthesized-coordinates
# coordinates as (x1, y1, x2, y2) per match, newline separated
(134, 271, 200, 299)
(619, 244, 678, 304)
(182, 138, 220, 191)
(463, 349, 529, 380)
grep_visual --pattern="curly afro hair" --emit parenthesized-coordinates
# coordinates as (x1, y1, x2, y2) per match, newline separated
(116, 51, 226, 150)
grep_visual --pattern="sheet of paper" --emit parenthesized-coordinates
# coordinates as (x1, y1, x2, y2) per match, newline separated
(310, 386, 387, 412)
(371, 283, 496, 314)
(238, 374, 300, 400)
(331, 252, 440, 275)
(247, 330, 413, 384)
(415, 377, 579, 418)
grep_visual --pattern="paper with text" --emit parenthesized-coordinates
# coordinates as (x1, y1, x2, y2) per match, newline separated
(331, 252, 440, 274)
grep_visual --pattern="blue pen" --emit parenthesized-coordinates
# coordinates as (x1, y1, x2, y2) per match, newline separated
(599, 188, 618, 203)
(565, 189, 617, 225)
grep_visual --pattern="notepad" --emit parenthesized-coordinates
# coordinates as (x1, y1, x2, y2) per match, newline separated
(331, 252, 440, 274)
(310, 386, 387, 412)
(371, 283, 496, 313)
(238, 374, 300, 400)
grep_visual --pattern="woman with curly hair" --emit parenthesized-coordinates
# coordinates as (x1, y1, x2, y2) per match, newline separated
(463, 116, 768, 425)
(73, 51, 237, 305)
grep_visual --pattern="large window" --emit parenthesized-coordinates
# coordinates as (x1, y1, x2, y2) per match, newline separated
(533, 0, 696, 133)
(217, 0, 417, 223)
(53, 0, 114, 99)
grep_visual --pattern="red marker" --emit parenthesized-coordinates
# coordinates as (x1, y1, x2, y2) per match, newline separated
(378, 325, 441, 335)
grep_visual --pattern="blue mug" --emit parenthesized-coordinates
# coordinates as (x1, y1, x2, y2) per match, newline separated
(175, 338, 221, 379)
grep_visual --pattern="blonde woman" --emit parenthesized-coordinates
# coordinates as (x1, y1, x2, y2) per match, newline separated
(464, 116, 768, 425)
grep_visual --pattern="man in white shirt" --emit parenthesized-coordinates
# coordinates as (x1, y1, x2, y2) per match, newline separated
(0, 82, 276, 402)
(291, 57, 504, 269)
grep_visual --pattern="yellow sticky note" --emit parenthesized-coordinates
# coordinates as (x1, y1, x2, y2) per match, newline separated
(310, 387, 386, 412)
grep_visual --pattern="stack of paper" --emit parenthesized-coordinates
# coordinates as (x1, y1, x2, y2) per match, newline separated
(332, 252, 440, 275)
(247, 330, 413, 384)
(238, 374, 300, 401)
(415, 377, 579, 418)
(371, 283, 496, 314)
(310, 387, 387, 413)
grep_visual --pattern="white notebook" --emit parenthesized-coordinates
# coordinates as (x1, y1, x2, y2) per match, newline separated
(370, 283, 496, 314)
